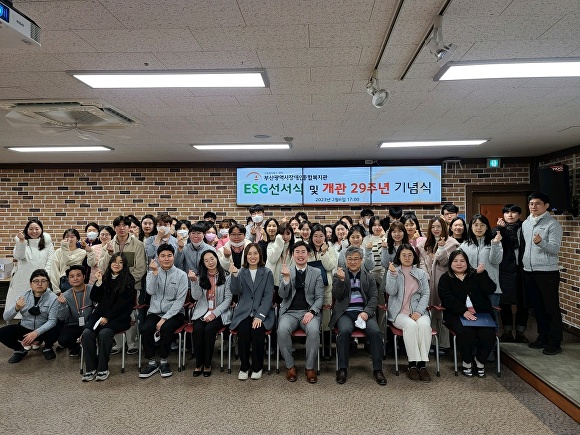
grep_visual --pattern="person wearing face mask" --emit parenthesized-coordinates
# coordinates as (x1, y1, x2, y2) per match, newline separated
(203, 211, 217, 225)
(86, 226, 115, 285)
(145, 214, 179, 263)
(50, 229, 87, 294)
(204, 224, 219, 248)
(359, 208, 375, 231)
(174, 222, 216, 285)
(175, 220, 191, 244)
(81, 222, 101, 284)
(245, 204, 265, 242)
(218, 224, 251, 272)
(216, 219, 233, 248)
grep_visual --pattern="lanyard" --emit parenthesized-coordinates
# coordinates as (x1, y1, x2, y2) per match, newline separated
(71, 286, 87, 316)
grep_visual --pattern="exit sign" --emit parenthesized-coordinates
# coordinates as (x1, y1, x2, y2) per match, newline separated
(487, 158, 501, 168)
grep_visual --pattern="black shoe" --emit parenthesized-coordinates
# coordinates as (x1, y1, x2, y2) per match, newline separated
(500, 331, 515, 342)
(139, 364, 159, 378)
(373, 370, 387, 386)
(8, 351, 27, 364)
(68, 347, 81, 357)
(514, 332, 529, 343)
(528, 340, 547, 349)
(193, 368, 203, 377)
(43, 348, 56, 360)
(542, 346, 562, 355)
(476, 367, 486, 378)
(159, 363, 173, 378)
(336, 368, 347, 384)
(462, 365, 473, 377)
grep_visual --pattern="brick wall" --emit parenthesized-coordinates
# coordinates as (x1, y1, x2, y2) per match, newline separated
(1, 161, 578, 328)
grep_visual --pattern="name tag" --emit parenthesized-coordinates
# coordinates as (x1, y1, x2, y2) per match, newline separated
(78, 317, 85, 327)
(208, 300, 214, 309)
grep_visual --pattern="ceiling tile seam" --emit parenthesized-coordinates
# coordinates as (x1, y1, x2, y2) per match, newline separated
(68, 30, 100, 52)
(497, 0, 517, 16)
(235, 0, 248, 27)
(535, 13, 570, 39)
(186, 27, 203, 52)
(96, 0, 128, 30)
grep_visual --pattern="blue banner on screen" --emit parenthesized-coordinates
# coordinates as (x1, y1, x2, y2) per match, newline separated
(303, 167, 371, 205)
(237, 168, 303, 205)
(371, 166, 441, 204)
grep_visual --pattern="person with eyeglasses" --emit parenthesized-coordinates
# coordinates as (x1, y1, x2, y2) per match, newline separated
(522, 192, 564, 355)
(330, 246, 387, 386)
(0, 269, 59, 363)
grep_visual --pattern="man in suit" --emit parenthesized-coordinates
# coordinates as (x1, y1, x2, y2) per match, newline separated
(278, 241, 324, 383)
(329, 246, 386, 386)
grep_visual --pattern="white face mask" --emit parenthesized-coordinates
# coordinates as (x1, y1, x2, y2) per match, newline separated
(158, 226, 171, 236)
(192, 241, 203, 248)
(365, 218, 370, 226)
(219, 229, 229, 237)
(87, 231, 98, 241)
(230, 240, 245, 248)
(252, 215, 264, 224)
(176, 229, 188, 238)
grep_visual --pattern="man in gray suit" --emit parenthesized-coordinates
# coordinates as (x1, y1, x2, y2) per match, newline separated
(329, 246, 386, 386)
(278, 241, 323, 384)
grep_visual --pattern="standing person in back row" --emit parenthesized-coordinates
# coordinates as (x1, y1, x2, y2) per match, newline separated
(521, 192, 563, 355)
(98, 215, 147, 355)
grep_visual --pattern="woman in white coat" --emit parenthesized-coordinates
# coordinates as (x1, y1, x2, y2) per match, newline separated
(6, 219, 54, 321)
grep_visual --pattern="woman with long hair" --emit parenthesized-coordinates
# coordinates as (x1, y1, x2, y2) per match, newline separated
(229, 243, 275, 380)
(80, 253, 136, 382)
(190, 250, 232, 377)
(385, 244, 432, 381)
(6, 219, 54, 321)
(460, 214, 503, 311)
(439, 250, 497, 378)
(416, 216, 459, 351)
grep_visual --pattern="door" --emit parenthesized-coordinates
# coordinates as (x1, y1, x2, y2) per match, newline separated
(470, 193, 529, 225)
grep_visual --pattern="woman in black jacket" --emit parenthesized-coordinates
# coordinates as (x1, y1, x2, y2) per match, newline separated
(438, 250, 496, 378)
(80, 253, 136, 382)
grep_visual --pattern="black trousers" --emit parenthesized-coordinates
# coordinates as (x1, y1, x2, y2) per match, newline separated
(192, 317, 224, 368)
(524, 270, 563, 346)
(81, 326, 116, 372)
(236, 316, 266, 373)
(141, 313, 185, 360)
(58, 323, 83, 350)
(499, 268, 529, 331)
(0, 323, 59, 352)
(446, 316, 496, 365)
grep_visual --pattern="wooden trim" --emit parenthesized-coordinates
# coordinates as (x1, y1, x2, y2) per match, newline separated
(501, 350, 580, 423)
(466, 184, 533, 219)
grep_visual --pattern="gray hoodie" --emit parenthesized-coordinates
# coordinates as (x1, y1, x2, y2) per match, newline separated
(57, 285, 93, 326)
(146, 265, 188, 319)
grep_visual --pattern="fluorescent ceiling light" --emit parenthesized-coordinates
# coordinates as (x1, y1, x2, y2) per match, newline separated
(193, 144, 290, 150)
(70, 70, 268, 89)
(380, 140, 487, 148)
(6, 146, 113, 152)
(435, 58, 580, 81)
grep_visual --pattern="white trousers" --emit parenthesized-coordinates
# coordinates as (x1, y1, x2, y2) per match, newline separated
(393, 313, 431, 362)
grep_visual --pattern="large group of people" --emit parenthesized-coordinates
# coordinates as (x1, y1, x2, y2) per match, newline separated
(1, 191, 564, 385)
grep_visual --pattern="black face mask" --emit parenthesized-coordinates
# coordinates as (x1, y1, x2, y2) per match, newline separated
(28, 306, 41, 316)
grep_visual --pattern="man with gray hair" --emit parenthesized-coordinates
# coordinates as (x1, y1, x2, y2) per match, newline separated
(329, 246, 386, 386)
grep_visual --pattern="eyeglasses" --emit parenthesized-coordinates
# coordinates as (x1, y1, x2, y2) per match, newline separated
(31, 279, 48, 284)
(346, 257, 362, 262)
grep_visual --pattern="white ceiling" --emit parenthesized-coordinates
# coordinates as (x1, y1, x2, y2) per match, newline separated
(0, 0, 579, 164)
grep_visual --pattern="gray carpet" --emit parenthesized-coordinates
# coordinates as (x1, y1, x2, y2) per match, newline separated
(0, 343, 577, 435)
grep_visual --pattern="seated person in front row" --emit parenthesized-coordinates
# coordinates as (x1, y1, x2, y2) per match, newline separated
(329, 246, 386, 386)
(139, 244, 188, 379)
(0, 269, 59, 363)
(57, 265, 93, 357)
(277, 241, 324, 384)
(81, 253, 136, 382)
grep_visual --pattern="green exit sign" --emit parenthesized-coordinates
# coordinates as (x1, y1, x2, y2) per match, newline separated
(487, 158, 501, 168)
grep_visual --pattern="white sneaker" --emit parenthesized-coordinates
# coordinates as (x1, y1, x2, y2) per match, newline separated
(96, 370, 110, 381)
(23, 345, 32, 351)
(238, 370, 249, 380)
(251, 370, 263, 380)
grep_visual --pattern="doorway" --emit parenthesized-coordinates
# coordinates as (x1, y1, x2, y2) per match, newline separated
(466, 185, 532, 223)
